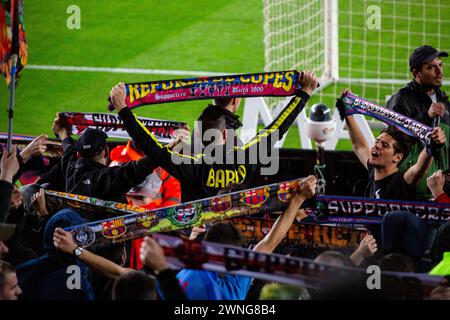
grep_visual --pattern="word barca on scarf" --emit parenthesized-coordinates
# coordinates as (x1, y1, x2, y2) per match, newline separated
(60, 112, 187, 143)
(232, 217, 367, 250)
(108, 70, 301, 110)
(0, 133, 62, 158)
(341, 92, 433, 145)
(63, 179, 302, 250)
(315, 195, 450, 224)
(154, 233, 444, 298)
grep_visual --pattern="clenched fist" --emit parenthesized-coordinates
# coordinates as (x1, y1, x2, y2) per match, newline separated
(110, 82, 127, 112)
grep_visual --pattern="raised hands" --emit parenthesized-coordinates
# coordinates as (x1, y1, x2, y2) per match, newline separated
(431, 127, 446, 145)
(294, 175, 317, 201)
(20, 134, 48, 162)
(349, 234, 378, 266)
(299, 71, 319, 96)
(52, 113, 70, 140)
(109, 82, 127, 112)
(427, 170, 446, 198)
(140, 236, 169, 275)
(0, 145, 19, 183)
(31, 188, 50, 218)
(53, 227, 77, 254)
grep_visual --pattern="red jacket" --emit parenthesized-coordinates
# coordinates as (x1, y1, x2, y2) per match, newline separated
(435, 192, 450, 204)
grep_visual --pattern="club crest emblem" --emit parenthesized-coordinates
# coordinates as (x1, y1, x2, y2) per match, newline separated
(277, 182, 293, 202)
(101, 218, 127, 239)
(240, 187, 270, 208)
(168, 203, 201, 226)
(210, 195, 232, 213)
(72, 226, 96, 247)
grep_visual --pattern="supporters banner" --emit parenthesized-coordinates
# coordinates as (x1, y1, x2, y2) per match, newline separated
(315, 195, 450, 224)
(340, 92, 433, 145)
(60, 112, 188, 143)
(232, 216, 367, 250)
(0, 0, 27, 86)
(49, 187, 450, 250)
(107, 70, 303, 110)
(153, 233, 444, 298)
(56, 178, 302, 250)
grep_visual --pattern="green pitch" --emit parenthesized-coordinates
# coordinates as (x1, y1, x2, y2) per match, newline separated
(0, 0, 448, 150)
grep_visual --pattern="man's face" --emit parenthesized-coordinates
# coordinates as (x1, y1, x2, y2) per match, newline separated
(369, 133, 403, 168)
(416, 57, 443, 87)
(10, 185, 23, 210)
(0, 241, 8, 259)
(1, 272, 21, 300)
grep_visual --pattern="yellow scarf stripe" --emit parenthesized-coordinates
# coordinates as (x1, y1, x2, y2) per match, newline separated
(132, 113, 204, 161)
(237, 96, 302, 151)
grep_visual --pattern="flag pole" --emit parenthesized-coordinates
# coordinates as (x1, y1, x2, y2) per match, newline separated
(6, 54, 18, 153)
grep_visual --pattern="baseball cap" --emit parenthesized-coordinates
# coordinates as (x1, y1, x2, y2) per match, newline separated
(76, 128, 108, 157)
(409, 45, 448, 71)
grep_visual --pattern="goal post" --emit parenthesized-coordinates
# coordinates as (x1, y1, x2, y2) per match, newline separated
(248, 0, 450, 149)
(264, 0, 450, 106)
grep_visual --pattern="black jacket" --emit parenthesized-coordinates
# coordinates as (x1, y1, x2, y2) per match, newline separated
(61, 137, 155, 219)
(119, 91, 310, 202)
(0, 180, 13, 223)
(221, 107, 243, 131)
(387, 80, 450, 198)
(386, 80, 450, 127)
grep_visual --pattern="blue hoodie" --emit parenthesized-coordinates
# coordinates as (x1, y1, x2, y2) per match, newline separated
(16, 208, 95, 300)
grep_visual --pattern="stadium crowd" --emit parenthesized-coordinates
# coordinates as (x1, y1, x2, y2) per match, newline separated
(1, 46, 450, 300)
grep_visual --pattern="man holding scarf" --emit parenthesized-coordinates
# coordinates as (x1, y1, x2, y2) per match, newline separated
(387, 45, 450, 199)
(337, 89, 446, 200)
(109, 71, 319, 202)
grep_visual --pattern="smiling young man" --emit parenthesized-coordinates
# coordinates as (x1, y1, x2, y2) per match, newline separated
(387, 45, 449, 198)
(339, 89, 446, 200)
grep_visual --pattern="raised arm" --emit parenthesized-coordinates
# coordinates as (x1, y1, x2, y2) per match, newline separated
(404, 127, 446, 186)
(239, 71, 317, 153)
(90, 157, 155, 200)
(52, 113, 77, 178)
(140, 236, 189, 300)
(19, 134, 48, 163)
(54, 228, 131, 279)
(253, 175, 317, 253)
(349, 234, 377, 266)
(0, 146, 19, 223)
(110, 83, 197, 182)
(337, 90, 371, 168)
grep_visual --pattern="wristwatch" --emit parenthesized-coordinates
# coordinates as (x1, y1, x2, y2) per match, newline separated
(73, 246, 84, 257)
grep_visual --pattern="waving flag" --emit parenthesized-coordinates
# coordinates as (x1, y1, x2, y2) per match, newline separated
(0, 0, 27, 86)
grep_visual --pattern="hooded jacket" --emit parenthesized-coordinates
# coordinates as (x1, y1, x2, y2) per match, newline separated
(16, 208, 95, 300)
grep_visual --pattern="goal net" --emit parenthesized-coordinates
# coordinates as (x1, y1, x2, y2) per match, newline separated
(263, 0, 450, 111)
